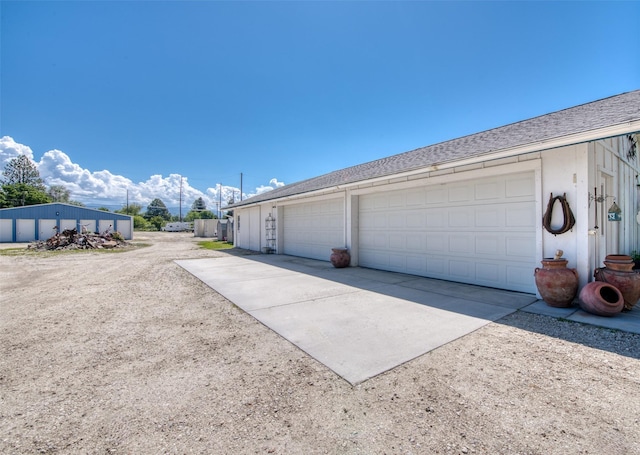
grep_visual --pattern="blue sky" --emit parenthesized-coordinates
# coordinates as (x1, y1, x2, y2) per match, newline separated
(1, 1, 638, 213)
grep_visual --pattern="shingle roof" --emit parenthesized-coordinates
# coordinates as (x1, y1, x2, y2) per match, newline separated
(230, 90, 640, 207)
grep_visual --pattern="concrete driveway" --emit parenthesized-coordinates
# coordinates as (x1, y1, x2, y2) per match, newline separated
(177, 254, 538, 384)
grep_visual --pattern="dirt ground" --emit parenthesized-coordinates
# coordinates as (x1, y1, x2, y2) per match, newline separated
(1, 232, 639, 454)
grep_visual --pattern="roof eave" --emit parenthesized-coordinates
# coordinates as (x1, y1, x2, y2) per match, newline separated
(227, 118, 640, 210)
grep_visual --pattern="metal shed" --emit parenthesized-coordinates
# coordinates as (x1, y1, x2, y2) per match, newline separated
(0, 203, 134, 243)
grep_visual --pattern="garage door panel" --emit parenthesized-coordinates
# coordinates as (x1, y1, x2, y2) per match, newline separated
(450, 260, 472, 279)
(507, 265, 535, 287)
(406, 256, 426, 273)
(507, 205, 536, 227)
(449, 235, 472, 253)
(427, 188, 447, 204)
(476, 263, 501, 283)
(283, 198, 344, 261)
(359, 171, 536, 293)
(389, 254, 406, 270)
(506, 236, 536, 258)
(426, 234, 447, 252)
(449, 210, 472, 227)
(374, 233, 389, 248)
(475, 235, 500, 255)
(475, 181, 501, 200)
(359, 250, 389, 269)
(449, 186, 471, 202)
(406, 233, 425, 251)
(506, 174, 535, 197)
(406, 212, 425, 228)
(426, 210, 446, 227)
(390, 193, 406, 207)
(476, 208, 502, 227)
(389, 236, 404, 249)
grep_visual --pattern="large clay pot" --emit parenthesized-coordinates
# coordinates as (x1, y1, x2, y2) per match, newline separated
(594, 267, 640, 311)
(534, 258, 579, 307)
(330, 247, 350, 268)
(578, 281, 624, 316)
(603, 254, 635, 272)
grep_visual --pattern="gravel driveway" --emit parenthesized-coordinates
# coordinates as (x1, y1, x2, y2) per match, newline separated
(1, 232, 639, 454)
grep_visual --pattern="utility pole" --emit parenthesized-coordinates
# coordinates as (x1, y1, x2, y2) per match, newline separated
(219, 183, 222, 218)
(179, 176, 183, 221)
(240, 172, 243, 201)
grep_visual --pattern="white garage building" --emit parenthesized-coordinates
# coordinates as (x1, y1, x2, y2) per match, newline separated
(229, 90, 640, 295)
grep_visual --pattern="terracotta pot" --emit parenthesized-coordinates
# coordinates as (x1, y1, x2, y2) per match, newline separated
(330, 248, 350, 268)
(578, 281, 624, 316)
(603, 261, 635, 272)
(594, 267, 640, 311)
(534, 259, 579, 307)
(605, 254, 633, 262)
(603, 254, 635, 272)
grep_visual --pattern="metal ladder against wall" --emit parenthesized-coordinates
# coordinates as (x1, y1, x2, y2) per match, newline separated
(265, 213, 276, 253)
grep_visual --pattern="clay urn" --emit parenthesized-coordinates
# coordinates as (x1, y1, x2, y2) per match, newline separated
(578, 281, 624, 316)
(602, 254, 635, 272)
(534, 250, 578, 308)
(330, 247, 350, 268)
(594, 264, 640, 312)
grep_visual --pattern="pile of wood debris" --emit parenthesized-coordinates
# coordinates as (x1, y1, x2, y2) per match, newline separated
(28, 227, 129, 251)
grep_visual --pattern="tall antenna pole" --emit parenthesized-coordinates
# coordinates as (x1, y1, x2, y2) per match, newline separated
(240, 172, 243, 201)
(219, 183, 222, 219)
(179, 176, 183, 221)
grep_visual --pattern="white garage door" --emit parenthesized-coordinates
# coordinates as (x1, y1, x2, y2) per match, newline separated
(237, 206, 261, 251)
(359, 172, 537, 293)
(0, 219, 13, 242)
(16, 219, 36, 242)
(283, 198, 344, 261)
(38, 219, 58, 240)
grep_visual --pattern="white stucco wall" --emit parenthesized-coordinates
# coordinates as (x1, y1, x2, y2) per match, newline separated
(539, 144, 586, 286)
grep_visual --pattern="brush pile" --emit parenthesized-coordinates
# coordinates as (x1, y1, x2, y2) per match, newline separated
(28, 227, 129, 251)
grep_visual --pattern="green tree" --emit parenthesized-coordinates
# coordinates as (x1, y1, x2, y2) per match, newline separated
(116, 203, 143, 216)
(0, 183, 51, 207)
(133, 215, 148, 230)
(191, 197, 207, 212)
(2, 155, 46, 190)
(145, 198, 170, 220)
(184, 209, 216, 222)
(0, 155, 51, 207)
(149, 216, 165, 231)
(47, 184, 71, 202)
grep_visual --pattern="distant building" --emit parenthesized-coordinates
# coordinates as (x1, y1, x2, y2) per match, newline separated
(0, 203, 133, 242)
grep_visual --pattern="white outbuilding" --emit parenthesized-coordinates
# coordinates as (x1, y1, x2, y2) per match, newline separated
(228, 90, 640, 296)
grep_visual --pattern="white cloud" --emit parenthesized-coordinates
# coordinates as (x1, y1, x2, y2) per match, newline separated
(0, 136, 35, 164)
(0, 136, 286, 213)
(251, 177, 286, 197)
(269, 178, 285, 188)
